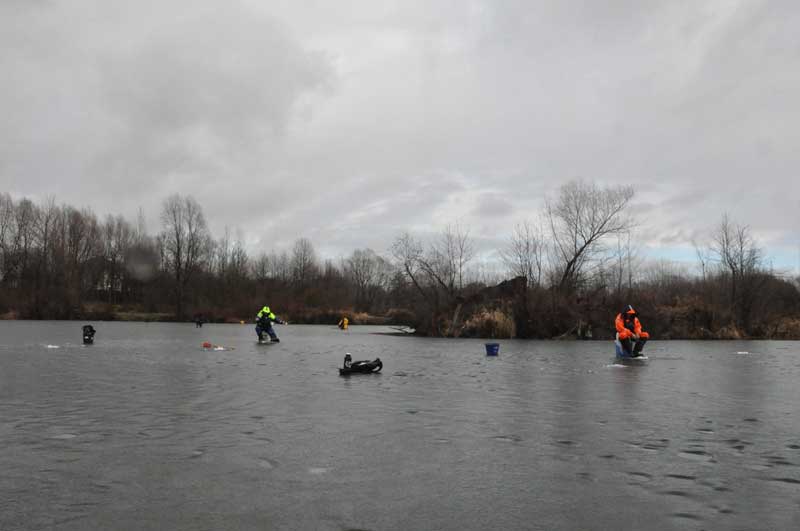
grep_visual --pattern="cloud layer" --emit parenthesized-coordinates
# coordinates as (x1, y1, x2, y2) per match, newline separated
(1, 0, 798, 269)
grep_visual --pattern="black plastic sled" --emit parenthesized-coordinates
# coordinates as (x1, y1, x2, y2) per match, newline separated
(82, 325, 96, 345)
(339, 354, 382, 375)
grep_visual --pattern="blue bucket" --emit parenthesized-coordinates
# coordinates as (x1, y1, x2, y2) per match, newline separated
(485, 343, 500, 356)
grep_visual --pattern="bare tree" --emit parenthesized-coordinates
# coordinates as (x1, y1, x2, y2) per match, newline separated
(346, 248, 377, 310)
(437, 223, 475, 291)
(466, 258, 506, 287)
(391, 227, 476, 298)
(228, 237, 249, 283)
(390, 231, 427, 300)
(160, 194, 212, 319)
(35, 198, 58, 268)
(291, 238, 318, 288)
(692, 237, 712, 281)
(252, 252, 270, 283)
(640, 258, 690, 291)
(0, 193, 15, 283)
(33, 198, 59, 311)
(101, 215, 134, 302)
(252, 250, 289, 283)
(277, 251, 291, 282)
(547, 179, 635, 292)
(609, 230, 642, 295)
(390, 228, 478, 335)
(214, 227, 232, 278)
(211, 226, 249, 283)
(345, 248, 393, 311)
(12, 199, 39, 287)
(500, 220, 544, 287)
(61, 208, 100, 302)
(710, 213, 763, 330)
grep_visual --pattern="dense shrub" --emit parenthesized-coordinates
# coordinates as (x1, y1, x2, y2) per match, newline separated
(462, 308, 516, 339)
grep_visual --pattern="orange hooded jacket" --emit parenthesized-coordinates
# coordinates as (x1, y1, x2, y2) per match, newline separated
(615, 310, 649, 340)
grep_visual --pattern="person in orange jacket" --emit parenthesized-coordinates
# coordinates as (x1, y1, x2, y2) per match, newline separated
(615, 305, 650, 357)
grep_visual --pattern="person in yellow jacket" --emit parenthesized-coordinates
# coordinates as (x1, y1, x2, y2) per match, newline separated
(338, 316, 349, 330)
(256, 306, 286, 342)
(615, 305, 650, 357)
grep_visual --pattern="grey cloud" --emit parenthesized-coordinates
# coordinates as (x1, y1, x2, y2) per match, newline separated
(471, 192, 513, 218)
(1, 0, 333, 217)
(1, 0, 799, 270)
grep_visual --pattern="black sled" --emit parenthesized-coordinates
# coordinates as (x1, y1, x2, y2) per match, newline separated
(339, 354, 382, 375)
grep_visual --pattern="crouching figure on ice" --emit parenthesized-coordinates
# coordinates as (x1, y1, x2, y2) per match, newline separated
(614, 305, 650, 358)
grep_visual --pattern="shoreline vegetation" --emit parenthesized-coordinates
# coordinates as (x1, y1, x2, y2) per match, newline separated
(2, 183, 799, 340)
(3, 301, 800, 340)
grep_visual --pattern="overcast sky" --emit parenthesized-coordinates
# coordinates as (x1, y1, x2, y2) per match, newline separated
(1, 0, 798, 271)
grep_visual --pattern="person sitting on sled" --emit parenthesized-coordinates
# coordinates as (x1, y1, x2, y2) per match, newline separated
(615, 305, 650, 357)
(255, 306, 286, 342)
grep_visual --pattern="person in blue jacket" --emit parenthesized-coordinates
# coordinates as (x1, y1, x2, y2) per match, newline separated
(255, 306, 286, 342)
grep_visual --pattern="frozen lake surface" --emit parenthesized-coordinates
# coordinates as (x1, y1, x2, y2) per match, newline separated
(1, 321, 800, 530)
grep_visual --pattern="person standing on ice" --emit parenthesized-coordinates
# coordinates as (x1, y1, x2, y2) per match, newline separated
(255, 306, 286, 342)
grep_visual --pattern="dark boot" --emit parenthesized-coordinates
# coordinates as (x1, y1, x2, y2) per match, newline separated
(633, 338, 647, 356)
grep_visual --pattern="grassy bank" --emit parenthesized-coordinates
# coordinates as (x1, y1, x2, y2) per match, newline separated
(4, 300, 800, 340)
(0, 302, 412, 327)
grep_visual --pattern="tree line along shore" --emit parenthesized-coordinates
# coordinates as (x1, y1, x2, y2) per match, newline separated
(2, 181, 799, 339)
